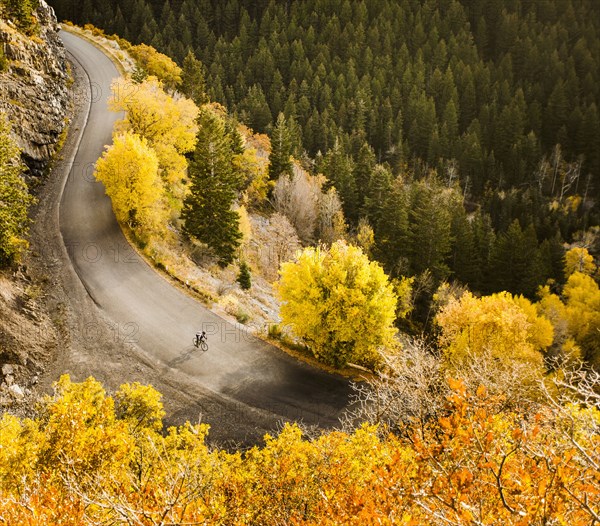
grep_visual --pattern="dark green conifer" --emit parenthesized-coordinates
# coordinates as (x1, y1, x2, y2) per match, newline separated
(267, 113, 293, 180)
(182, 109, 242, 267)
(488, 220, 542, 297)
(321, 139, 358, 225)
(237, 261, 252, 290)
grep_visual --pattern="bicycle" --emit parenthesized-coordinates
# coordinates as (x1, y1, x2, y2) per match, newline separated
(193, 335, 208, 351)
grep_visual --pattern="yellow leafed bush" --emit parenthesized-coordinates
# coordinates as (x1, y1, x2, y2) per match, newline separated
(276, 240, 400, 368)
(95, 131, 166, 233)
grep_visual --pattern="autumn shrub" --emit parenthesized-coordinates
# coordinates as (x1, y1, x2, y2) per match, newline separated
(1, 374, 598, 525)
(276, 240, 400, 369)
(1, 0, 38, 34)
(267, 322, 283, 339)
(235, 306, 250, 324)
(0, 112, 35, 265)
(2, 373, 600, 524)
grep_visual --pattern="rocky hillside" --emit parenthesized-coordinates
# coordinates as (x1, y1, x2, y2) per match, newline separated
(0, 271, 59, 409)
(1, 0, 70, 410)
(0, 0, 69, 176)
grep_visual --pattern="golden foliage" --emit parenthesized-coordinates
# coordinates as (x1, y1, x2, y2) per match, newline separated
(95, 131, 166, 232)
(562, 272, 600, 366)
(276, 240, 400, 368)
(128, 43, 182, 90)
(236, 146, 270, 206)
(236, 204, 252, 247)
(109, 76, 198, 190)
(565, 247, 596, 277)
(0, 375, 598, 525)
(436, 291, 553, 370)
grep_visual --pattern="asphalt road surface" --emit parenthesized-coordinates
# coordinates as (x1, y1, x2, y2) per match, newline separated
(58, 31, 351, 427)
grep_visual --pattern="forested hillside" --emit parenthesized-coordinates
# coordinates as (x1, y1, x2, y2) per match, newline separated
(51, 0, 600, 192)
(50, 1, 599, 305)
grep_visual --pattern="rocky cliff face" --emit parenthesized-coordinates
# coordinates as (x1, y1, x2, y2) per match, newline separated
(0, 0, 70, 177)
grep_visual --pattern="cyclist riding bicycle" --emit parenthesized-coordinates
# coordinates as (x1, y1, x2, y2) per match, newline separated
(195, 330, 207, 346)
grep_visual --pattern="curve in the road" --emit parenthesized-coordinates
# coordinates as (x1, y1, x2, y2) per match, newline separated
(58, 31, 351, 426)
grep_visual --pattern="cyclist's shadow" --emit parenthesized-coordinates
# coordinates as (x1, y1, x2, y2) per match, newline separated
(167, 343, 207, 368)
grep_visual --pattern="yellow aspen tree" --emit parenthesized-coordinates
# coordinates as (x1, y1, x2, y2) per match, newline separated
(109, 77, 198, 188)
(95, 131, 166, 233)
(564, 247, 596, 277)
(238, 146, 270, 206)
(436, 291, 553, 370)
(562, 271, 600, 366)
(236, 204, 252, 248)
(276, 240, 399, 368)
(128, 44, 182, 90)
(537, 285, 583, 364)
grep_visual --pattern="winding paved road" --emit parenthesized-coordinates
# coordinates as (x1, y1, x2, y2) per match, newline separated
(58, 31, 350, 427)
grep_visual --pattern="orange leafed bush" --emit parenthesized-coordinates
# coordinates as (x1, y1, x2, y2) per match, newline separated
(0, 374, 597, 524)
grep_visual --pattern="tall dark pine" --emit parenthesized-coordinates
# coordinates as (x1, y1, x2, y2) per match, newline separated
(321, 138, 358, 225)
(373, 177, 410, 277)
(181, 50, 208, 106)
(268, 112, 293, 180)
(361, 164, 392, 228)
(237, 261, 252, 290)
(353, 142, 376, 211)
(407, 179, 452, 283)
(488, 220, 543, 297)
(182, 109, 242, 267)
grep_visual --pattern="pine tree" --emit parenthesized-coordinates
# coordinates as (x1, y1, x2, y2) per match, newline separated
(458, 68, 476, 133)
(353, 141, 376, 211)
(321, 138, 358, 225)
(538, 233, 565, 285)
(580, 103, 600, 177)
(488, 220, 543, 297)
(543, 81, 569, 148)
(471, 211, 496, 293)
(239, 84, 272, 133)
(449, 206, 478, 286)
(373, 177, 410, 277)
(408, 92, 436, 159)
(361, 164, 392, 228)
(111, 6, 127, 37)
(407, 179, 452, 283)
(181, 50, 208, 106)
(441, 99, 459, 158)
(268, 112, 293, 180)
(181, 109, 242, 267)
(237, 261, 252, 290)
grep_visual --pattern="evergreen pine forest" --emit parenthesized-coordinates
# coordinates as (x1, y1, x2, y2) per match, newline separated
(1, 1, 599, 522)
(52, 0, 599, 298)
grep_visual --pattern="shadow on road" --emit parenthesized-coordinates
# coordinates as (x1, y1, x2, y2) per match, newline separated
(167, 345, 208, 368)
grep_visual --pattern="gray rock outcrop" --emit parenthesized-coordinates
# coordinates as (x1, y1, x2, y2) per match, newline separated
(0, 0, 70, 177)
